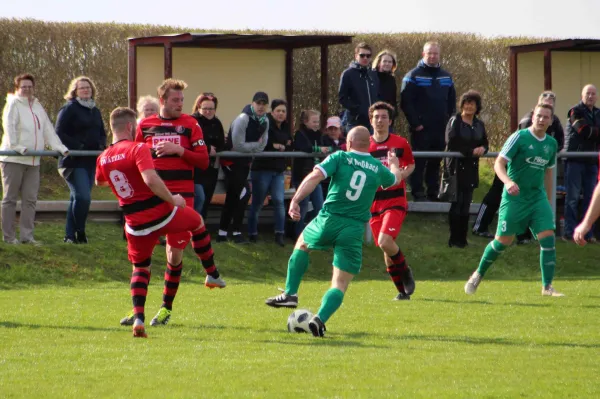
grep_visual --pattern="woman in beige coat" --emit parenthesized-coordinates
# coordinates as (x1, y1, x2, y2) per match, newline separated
(0, 73, 69, 244)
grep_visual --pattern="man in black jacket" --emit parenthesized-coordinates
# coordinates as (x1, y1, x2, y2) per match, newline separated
(400, 41, 456, 201)
(338, 42, 379, 132)
(563, 84, 600, 241)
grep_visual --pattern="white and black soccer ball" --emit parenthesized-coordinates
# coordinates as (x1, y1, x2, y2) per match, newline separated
(287, 309, 313, 333)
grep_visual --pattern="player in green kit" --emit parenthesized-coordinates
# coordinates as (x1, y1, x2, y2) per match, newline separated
(265, 127, 404, 337)
(465, 103, 564, 297)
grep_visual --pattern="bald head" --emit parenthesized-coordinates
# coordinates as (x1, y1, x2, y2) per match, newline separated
(582, 84, 597, 108)
(346, 126, 371, 152)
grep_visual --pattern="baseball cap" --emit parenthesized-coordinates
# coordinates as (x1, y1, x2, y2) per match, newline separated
(326, 116, 342, 128)
(252, 91, 269, 104)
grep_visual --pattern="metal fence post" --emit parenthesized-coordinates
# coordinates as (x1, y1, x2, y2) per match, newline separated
(365, 223, 373, 244)
(551, 154, 557, 218)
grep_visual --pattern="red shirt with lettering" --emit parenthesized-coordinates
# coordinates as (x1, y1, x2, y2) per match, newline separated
(95, 140, 173, 232)
(135, 114, 209, 203)
(368, 133, 415, 215)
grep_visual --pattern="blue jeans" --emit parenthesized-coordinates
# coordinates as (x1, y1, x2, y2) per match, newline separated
(564, 161, 597, 238)
(65, 167, 94, 238)
(293, 181, 324, 238)
(248, 171, 285, 235)
(194, 183, 205, 216)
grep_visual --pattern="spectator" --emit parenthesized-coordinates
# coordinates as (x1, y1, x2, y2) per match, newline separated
(472, 91, 565, 243)
(0, 73, 69, 245)
(136, 95, 159, 121)
(248, 99, 292, 246)
(401, 41, 456, 202)
(134, 95, 165, 246)
(292, 109, 329, 238)
(55, 76, 106, 244)
(320, 116, 346, 197)
(563, 84, 600, 242)
(372, 50, 398, 129)
(321, 116, 346, 150)
(445, 90, 488, 248)
(191, 93, 225, 218)
(518, 91, 564, 150)
(218, 91, 269, 243)
(338, 42, 379, 132)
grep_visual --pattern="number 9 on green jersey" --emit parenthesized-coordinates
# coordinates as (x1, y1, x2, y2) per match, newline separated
(315, 151, 397, 223)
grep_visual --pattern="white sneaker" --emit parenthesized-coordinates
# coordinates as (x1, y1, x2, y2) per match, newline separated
(542, 285, 565, 297)
(205, 275, 226, 289)
(133, 318, 147, 338)
(4, 238, 19, 245)
(465, 271, 483, 295)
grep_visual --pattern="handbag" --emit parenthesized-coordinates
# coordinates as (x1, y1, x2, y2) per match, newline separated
(438, 165, 457, 202)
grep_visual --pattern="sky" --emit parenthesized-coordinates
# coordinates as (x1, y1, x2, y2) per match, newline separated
(2, 0, 600, 39)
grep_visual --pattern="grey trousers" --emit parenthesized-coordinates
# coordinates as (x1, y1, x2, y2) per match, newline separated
(0, 162, 40, 242)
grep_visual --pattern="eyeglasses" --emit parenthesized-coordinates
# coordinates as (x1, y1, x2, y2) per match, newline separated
(358, 53, 372, 59)
(541, 93, 556, 99)
(201, 107, 215, 111)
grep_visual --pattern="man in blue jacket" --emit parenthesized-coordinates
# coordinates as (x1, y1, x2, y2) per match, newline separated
(400, 41, 456, 202)
(338, 42, 379, 132)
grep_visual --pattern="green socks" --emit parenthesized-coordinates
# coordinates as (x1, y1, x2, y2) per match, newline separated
(539, 235, 556, 286)
(285, 249, 309, 296)
(476, 239, 507, 277)
(317, 288, 344, 324)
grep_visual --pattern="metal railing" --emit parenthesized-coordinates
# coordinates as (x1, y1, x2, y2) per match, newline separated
(1, 149, 597, 221)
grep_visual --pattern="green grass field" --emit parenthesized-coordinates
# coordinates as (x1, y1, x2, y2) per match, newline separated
(1, 216, 599, 398)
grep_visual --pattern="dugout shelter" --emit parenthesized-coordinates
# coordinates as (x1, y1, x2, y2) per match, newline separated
(509, 39, 600, 130)
(128, 32, 353, 129)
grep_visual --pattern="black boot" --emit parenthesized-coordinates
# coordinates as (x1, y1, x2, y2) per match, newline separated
(449, 214, 466, 248)
(275, 233, 285, 247)
(459, 216, 470, 247)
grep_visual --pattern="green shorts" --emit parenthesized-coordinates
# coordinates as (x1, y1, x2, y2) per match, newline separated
(302, 211, 364, 275)
(496, 197, 555, 237)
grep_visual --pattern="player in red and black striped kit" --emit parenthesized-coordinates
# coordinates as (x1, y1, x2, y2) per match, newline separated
(96, 107, 206, 338)
(121, 79, 225, 327)
(368, 102, 417, 300)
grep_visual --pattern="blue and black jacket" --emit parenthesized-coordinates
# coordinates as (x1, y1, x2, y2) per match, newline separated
(400, 60, 456, 132)
(338, 61, 379, 128)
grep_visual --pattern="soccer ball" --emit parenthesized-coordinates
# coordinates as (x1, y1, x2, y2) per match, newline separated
(287, 309, 313, 333)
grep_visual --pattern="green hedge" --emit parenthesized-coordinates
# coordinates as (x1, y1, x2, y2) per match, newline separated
(0, 18, 542, 151)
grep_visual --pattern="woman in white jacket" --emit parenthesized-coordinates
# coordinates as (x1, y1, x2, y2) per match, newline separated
(0, 73, 69, 245)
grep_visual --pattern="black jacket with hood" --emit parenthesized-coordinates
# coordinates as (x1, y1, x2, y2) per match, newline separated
(338, 61, 379, 127)
(292, 126, 324, 184)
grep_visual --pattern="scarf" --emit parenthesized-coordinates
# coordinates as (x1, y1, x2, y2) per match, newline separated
(76, 97, 96, 109)
(250, 105, 268, 126)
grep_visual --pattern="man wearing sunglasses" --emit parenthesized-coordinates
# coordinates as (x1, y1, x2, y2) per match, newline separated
(338, 42, 380, 133)
(400, 41, 456, 202)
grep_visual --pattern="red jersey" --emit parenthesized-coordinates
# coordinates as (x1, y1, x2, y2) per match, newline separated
(95, 140, 174, 235)
(369, 133, 415, 214)
(135, 114, 209, 200)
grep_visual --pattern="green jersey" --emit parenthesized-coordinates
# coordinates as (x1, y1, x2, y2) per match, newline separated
(499, 128, 557, 202)
(316, 150, 397, 223)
